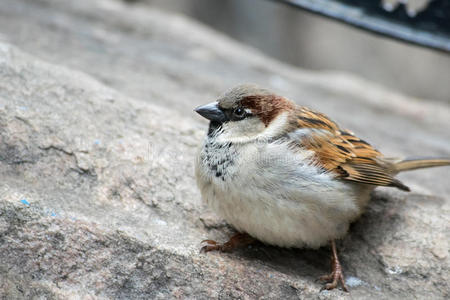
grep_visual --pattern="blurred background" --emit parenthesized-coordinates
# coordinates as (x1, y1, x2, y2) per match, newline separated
(138, 0, 449, 103)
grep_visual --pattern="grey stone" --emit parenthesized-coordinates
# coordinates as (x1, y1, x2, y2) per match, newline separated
(0, 0, 449, 299)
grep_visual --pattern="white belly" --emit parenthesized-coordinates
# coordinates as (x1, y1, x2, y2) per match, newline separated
(195, 140, 371, 248)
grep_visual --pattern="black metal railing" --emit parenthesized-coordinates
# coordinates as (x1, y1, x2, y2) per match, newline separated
(270, 0, 450, 53)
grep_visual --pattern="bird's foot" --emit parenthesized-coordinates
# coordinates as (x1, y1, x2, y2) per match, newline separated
(200, 232, 255, 253)
(319, 240, 349, 292)
(200, 239, 230, 253)
(319, 265, 348, 292)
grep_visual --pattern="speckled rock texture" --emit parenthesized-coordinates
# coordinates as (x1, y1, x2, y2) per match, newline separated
(0, 0, 449, 299)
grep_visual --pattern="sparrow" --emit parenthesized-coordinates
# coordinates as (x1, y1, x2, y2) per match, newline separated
(194, 84, 450, 291)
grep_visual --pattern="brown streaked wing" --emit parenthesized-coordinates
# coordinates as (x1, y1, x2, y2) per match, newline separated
(291, 109, 409, 190)
(296, 107, 340, 132)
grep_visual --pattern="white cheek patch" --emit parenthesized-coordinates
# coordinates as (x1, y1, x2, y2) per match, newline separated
(216, 118, 265, 143)
(215, 111, 291, 144)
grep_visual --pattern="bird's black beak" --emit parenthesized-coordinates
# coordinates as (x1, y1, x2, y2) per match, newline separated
(194, 102, 227, 123)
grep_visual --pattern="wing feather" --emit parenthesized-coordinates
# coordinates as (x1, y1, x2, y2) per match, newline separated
(290, 107, 409, 191)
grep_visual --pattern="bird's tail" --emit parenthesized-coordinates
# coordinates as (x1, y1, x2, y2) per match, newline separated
(394, 157, 450, 172)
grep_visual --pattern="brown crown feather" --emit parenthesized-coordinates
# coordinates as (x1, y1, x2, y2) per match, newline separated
(241, 95, 295, 126)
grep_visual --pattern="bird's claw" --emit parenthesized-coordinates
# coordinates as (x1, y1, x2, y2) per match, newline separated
(200, 239, 223, 253)
(319, 269, 348, 292)
(319, 240, 349, 292)
(200, 233, 255, 254)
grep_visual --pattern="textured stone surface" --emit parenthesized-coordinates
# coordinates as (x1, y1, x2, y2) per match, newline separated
(0, 0, 449, 299)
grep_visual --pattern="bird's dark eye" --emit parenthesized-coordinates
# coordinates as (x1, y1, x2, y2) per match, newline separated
(233, 107, 245, 118)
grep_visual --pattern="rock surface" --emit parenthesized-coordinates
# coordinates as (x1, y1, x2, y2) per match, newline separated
(0, 0, 449, 299)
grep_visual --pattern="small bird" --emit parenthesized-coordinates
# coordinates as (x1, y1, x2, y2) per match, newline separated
(194, 84, 450, 291)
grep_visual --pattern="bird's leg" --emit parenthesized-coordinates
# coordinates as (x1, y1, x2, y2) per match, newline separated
(200, 232, 255, 253)
(319, 240, 349, 292)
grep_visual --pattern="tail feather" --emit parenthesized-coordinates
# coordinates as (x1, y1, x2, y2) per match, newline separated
(394, 157, 450, 172)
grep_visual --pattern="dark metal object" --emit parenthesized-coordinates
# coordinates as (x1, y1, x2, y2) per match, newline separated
(270, 0, 450, 53)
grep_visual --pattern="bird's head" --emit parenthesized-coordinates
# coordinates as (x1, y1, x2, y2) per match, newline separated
(195, 84, 295, 143)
